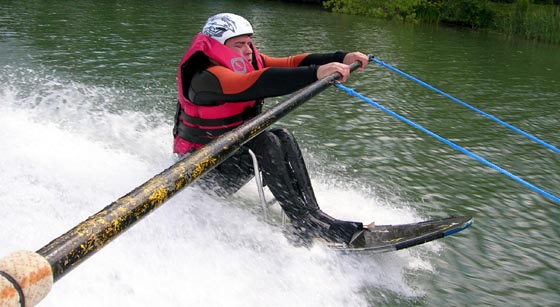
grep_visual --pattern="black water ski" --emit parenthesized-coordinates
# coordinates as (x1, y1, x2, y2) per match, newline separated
(328, 216, 472, 253)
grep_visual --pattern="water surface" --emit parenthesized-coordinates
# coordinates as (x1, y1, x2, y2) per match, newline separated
(1, 1, 559, 306)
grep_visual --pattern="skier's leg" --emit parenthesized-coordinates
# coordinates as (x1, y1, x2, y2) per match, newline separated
(189, 147, 255, 197)
(250, 129, 363, 244)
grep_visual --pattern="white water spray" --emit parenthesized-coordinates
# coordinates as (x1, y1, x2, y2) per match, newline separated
(0, 66, 435, 306)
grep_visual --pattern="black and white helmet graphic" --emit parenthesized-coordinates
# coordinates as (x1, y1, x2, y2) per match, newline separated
(202, 13, 253, 45)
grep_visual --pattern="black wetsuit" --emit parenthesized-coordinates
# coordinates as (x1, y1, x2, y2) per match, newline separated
(177, 50, 363, 244)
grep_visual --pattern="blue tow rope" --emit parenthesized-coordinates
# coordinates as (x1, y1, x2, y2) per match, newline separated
(334, 82, 560, 204)
(370, 57, 560, 154)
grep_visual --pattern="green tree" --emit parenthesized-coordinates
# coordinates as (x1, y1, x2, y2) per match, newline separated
(440, 0, 495, 29)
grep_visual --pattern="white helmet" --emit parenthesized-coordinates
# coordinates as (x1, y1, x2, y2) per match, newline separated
(202, 13, 253, 45)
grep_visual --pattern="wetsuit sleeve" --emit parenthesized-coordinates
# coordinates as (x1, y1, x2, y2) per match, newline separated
(189, 65, 318, 106)
(262, 52, 347, 67)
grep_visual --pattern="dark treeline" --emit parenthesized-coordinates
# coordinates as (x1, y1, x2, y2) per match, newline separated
(275, 0, 560, 43)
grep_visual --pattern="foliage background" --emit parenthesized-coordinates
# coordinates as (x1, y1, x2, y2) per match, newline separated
(279, 0, 560, 43)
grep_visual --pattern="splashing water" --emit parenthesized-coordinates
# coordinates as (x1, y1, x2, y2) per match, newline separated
(0, 65, 437, 306)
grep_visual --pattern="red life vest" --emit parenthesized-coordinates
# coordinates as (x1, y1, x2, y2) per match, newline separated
(173, 33, 265, 154)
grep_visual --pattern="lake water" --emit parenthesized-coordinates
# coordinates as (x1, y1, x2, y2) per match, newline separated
(1, 0, 559, 306)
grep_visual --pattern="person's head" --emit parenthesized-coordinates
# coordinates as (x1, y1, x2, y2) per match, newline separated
(202, 13, 254, 63)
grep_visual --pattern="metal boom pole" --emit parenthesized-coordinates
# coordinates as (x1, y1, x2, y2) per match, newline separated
(0, 62, 360, 307)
